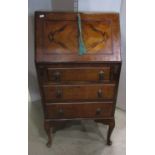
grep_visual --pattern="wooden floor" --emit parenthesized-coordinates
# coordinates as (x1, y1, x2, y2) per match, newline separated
(28, 101, 126, 155)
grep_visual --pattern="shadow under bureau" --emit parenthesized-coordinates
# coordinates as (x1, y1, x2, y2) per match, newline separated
(35, 12, 121, 147)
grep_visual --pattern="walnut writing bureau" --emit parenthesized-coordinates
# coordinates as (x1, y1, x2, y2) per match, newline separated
(35, 12, 121, 147)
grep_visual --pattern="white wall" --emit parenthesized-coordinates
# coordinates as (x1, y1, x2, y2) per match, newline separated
(28, 0, 126, 110)
(78, 0, 121, 12)
(52, 0, 74, 11)
(117, 0, 126, 110)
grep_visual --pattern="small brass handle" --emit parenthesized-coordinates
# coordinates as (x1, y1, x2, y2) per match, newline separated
(99, 71, 104, 81)
(56, 89, 62, 98)
(53, 71, 61, 81)
(96, 108, 102, 115)
(97, 89, 103, 98)
(58, 109, 64, 116)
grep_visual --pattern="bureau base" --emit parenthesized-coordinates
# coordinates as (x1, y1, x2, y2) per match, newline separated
(44, 118, 115, 147)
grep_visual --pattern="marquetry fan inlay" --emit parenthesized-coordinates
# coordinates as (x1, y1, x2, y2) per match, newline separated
(44, 20, 112, 54)
(82, 22, 112, 53)
(44, 21, 78, 54)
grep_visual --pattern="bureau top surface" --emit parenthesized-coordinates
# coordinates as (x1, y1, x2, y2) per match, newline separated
(35, 12, 121, 63)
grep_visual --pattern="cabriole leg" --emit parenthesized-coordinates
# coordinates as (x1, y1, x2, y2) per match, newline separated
(107, 119, 115, 145)
(44, 121, 52, 147)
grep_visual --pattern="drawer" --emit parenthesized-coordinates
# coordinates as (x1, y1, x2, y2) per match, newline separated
(47, 67, 110, 82)
(45, 102, 113, 119)
(43, 84, 115, 102)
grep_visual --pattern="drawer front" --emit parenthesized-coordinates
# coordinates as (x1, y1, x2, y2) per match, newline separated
(45, 102, 113, 119)
(43, 84, 115, 102)
(47, 67, 110, 82)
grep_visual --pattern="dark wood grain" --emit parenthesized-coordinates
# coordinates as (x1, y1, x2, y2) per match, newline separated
(35, 12, 121, 147)
(47, 67, 110, 82)
(43, 83, 116, 101)
(45, 102, 113, 119)
(35, 12, 121, 63)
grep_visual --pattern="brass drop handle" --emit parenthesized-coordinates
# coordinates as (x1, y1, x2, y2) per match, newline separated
(99, 70, 104, 81)
(97, 89, 103, 98)
(96, 108, 102, 115)
(58, 109, 64, 116)
(53, 71, 61, 81)
(56, 88, 62, 98)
